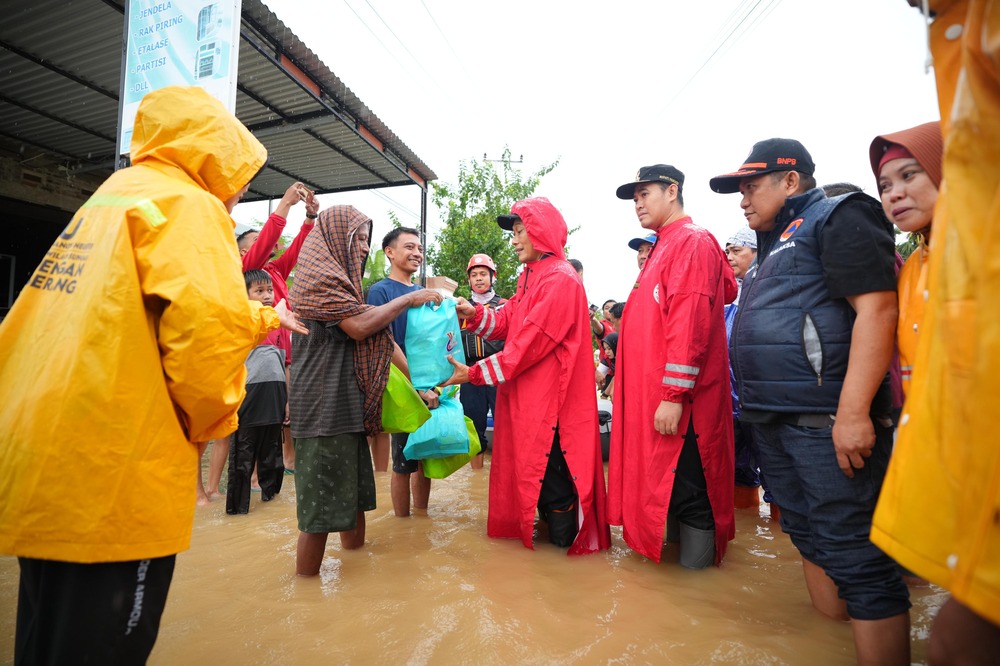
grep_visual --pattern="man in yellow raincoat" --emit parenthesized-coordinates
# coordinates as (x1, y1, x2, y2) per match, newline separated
(871, 2, 1000, 663)
(0, 86, 306, 664)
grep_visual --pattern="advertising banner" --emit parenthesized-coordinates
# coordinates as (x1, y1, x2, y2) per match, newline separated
(117, 0, 242, 154)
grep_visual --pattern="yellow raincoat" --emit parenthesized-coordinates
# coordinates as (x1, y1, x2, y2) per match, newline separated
(0, 86, 277, 563)
(871, 0, 1000, 626)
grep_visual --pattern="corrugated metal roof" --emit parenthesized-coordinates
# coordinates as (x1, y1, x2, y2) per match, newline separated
(0, 0, 436, 202)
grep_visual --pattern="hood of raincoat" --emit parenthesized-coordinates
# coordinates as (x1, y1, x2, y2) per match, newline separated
(131, 86, 267, 203)
(509, 197, 567, 261)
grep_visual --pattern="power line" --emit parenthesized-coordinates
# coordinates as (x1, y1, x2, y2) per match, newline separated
(419, 0, 474, 82)
(364, 0, 445, 92)
(369, 189, 420, 220)
(658, 0, 781, 113)
(341, 0, 412, 75)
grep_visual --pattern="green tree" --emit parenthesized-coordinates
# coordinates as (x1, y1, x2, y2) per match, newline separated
(896, 231, 921, 261)
(362, 248, 388, 295)
(427, 148, 559, 298)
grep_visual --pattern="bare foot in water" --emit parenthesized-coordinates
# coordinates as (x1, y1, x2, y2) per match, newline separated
(196, 488, 211, 506)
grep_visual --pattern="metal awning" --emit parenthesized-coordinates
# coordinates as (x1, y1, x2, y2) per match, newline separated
(0, 0, 436, 204)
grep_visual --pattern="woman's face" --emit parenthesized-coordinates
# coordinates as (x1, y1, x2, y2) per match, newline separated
(603, 342, 615, 360)
(878, 157, 939, 234)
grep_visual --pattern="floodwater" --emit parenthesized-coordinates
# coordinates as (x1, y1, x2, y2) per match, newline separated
(0, 451, 942, 665)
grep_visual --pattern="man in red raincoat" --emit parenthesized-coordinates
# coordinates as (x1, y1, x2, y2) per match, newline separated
(444, 197, 611, 555)
(608, 165, 737, 568)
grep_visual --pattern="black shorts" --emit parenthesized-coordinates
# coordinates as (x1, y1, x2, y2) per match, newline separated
(16, 555, 176, 665)
(391, 432, 419, 474)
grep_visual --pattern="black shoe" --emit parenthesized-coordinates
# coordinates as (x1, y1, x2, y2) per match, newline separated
(546, 503, 578, 547)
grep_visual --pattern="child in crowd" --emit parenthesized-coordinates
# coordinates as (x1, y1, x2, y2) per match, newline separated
(239, 182, 318, 473)
(226, 270, 288, 515)
(599, 333, 618, 400)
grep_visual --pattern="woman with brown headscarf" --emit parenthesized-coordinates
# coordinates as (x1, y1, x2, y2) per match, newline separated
(869, 120, 943, 398)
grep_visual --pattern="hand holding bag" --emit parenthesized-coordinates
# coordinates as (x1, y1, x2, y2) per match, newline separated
(381, 363, 431, 434)
(405, 299, 466, 391)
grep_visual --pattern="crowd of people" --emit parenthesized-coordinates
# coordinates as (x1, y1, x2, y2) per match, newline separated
(1, 3, 998, 662)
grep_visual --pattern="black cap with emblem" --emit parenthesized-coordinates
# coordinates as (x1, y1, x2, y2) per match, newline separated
(615, 165, 685, 200)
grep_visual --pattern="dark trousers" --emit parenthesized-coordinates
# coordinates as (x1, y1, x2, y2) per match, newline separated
(668, 419, 715, 530)
(16, 555, 176, 666)
(227, 423, 284, 514)
(537, 429, 577, 513)
(734, 416, 760, 487)
(460, 381, 497, 450)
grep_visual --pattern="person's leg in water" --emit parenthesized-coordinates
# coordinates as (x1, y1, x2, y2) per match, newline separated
(391, 433, 430, 516)
(669, 418, 716, 569)
(296, 532, 328, 576)
(196, 440, 211, 506)
(283, 424, 295, 472)
(256, 423, 284, 501)
(340, 511, 366, 549)
(537, 428, 578, 547)
(368, 432, 390, 473)
(460, 382, 490, 470)
(226, 429, 255, 515)
(411, 464, 430, 514)
(927, 596, 1000, 666)
(204, 435, 232, 501)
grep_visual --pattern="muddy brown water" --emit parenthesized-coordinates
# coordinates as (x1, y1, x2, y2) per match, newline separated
(0, 452, 941, 664)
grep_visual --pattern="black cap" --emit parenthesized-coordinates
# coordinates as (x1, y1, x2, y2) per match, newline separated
(497, 213, 520, 230)
(615, 165, 685, 200)
(709, 138, 816, 194)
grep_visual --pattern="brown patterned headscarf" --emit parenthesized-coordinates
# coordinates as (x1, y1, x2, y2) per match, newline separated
(291, 206, 393, 436)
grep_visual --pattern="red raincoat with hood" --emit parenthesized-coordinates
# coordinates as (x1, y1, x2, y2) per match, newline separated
(608, 217, 737, 565)
(465, 198, 611, 555)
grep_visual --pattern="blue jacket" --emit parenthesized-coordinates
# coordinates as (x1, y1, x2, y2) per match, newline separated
(731, 189, 857, 413)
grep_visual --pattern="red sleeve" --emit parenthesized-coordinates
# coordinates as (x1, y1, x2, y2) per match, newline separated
(466, 295, 516, 342)
(268, 221, 314, 280)
(658, 236, 724, 403)
(468, 275, 575, 387)
(241, 213, 286, 271)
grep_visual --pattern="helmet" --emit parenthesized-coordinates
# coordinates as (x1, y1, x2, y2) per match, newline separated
(467, 253, 497, 276)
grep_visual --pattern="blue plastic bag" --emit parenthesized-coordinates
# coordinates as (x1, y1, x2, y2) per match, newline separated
(403, 387, 470, 459)
(422, 416, 482, 479)
(405, 299, 465, 391)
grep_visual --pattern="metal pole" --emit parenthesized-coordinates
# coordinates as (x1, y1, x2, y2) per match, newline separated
(114, 0, 131, 170)
(420, 186, 428, 285)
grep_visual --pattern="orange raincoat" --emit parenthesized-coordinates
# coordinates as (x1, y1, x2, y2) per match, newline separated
(871, 0, 1000, 626)
(0, 86, 277, 563)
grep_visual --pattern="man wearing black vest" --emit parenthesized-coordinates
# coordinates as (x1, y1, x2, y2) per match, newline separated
(711, 139, 910, 666)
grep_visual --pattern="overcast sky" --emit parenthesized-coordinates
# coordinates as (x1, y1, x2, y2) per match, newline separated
(233, 0, 940, 302)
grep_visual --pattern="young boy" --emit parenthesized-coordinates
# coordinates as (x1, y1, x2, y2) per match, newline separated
(226, 270, 288, 514)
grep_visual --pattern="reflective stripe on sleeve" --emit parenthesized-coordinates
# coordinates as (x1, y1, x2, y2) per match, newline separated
(474, 307, 495, 337)
(488, 355, 506, 384)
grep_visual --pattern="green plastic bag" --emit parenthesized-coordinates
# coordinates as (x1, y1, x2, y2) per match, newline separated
(421, 415, 482, 479)
(381, 363, 431, 434)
